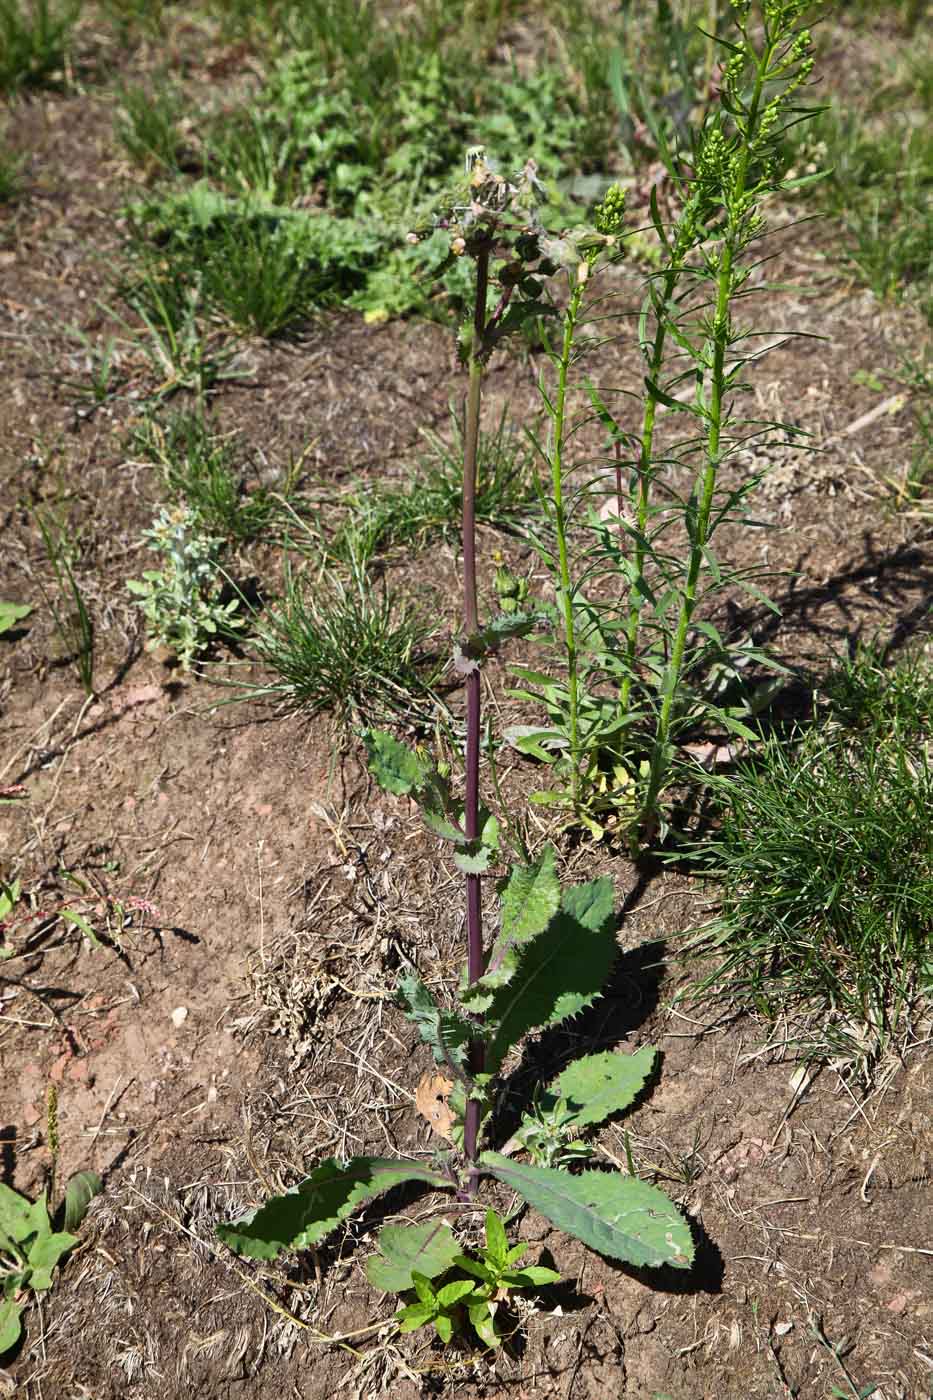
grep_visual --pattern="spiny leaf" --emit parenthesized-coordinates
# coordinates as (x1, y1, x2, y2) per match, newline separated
(366, 1220, 460, 1292)
(216, 1158, 449, 1261)
(536, 1048, 657, 1131)
(453, 613, 540, 675)
(453, 843, 496, 875)
(363, 729, 431, 796)
(480, 1154, 694, 1269)
(461, 848, 561, 1011)
(485, 878, 617, 1070)
(499, 847, 561, 946)
(398, 973, 478, 1072)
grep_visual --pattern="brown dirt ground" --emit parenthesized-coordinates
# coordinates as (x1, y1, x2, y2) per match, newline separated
(1, 7, 931, 1399)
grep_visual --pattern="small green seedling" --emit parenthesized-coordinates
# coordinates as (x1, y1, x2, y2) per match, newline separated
(127, 503, 245, 669)
(450, 1209, 561, 1349)
(395, 1273, 477, 1345)
(0, 1171, 101, 1356)
(0, 601, 32, 636)
(366, 1210, 560, 1349)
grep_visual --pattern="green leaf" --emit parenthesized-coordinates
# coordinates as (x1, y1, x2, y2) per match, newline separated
(362, 730, 430, 796)
(535, 1048, 657, 1132)
(453, 844, 496, 875)
(468, 1299, 500, 1347)
(419, 799, 466, 845)
(216, 1157, 449, 1260)
(411, 1271, 436, 1305)
(502, 725, 568, 762)
(63, 1171, 103, 1234)
(26, 1229, 78, 1290)
(644, 376, 690, 412)
(0, 601, 32, 637)
(451, 1254, 494, 1283)
(0, 879, 21, 919)
(485, 878, 617, 1070)
(462, 849, 561, 1011)
(59, 909, 103, 950)
(396, 1301, 435, 1331)
(0, 1298, 22, 1355)
(436, 1278, 476, 1307)
(365, 1220, 460, 1292)
(434, 1312, 453, 1343)
(483, 1208, 508, 1265)
(454, 613, 540, 673)
(479, 1155, 694, 1269)
(499, 848, 561, 948)
(0, 1183, 40, 1244)
(397, 973, 477, 1072)
(506, 1265, 562, 1287)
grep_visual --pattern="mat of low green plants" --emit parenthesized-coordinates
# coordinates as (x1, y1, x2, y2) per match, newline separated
(113, 0, 719, 327)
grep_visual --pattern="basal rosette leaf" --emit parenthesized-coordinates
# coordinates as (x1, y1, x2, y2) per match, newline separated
(365, 1220, 460, 1292)
(0, 1298, 22, 1355)
(26, 1228, 79, 1291)
(217, 1158, 449, 1261)
(484, 877, 617, 1070)
(0, 1182, 37, 1244)
(63, 1171, 103, 1234)
(480, 1153, 694, 1269)
(535, 1047, 657, 1132)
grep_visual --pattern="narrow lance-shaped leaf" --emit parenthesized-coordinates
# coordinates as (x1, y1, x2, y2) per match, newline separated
(216, 1157, 450, 1261)
(366, 1220, 461, 1292)
(480, 1153, 694, 1269)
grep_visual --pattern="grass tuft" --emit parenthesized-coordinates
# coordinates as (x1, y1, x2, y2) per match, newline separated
(685, 647, 933, 1076)
(0, 0, 80, 92)
(243, 558, 439, 728)
(328, 407, 539, 566)
(132, 411, 303, 543)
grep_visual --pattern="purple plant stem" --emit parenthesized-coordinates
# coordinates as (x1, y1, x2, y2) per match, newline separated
(462, 244, 489, 1178)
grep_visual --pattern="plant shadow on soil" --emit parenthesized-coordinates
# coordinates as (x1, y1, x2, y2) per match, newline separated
(729, 536, 933, 663)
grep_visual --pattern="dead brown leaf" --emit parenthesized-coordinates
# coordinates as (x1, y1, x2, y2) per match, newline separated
(415, 1072, 456, 1143)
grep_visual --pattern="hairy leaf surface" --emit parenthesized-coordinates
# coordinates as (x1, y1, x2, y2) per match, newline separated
(461, 847, 561, 1010)
(362, 729, 431, 795)
(398, 973, 478, 1071)
(485, 877, 616, 1068)
(217, 1158, 448, 1261)
(365, 1219, 460, 1292)
(539, 1047, 657, 1130)
(480, 1153, 693, 1268)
